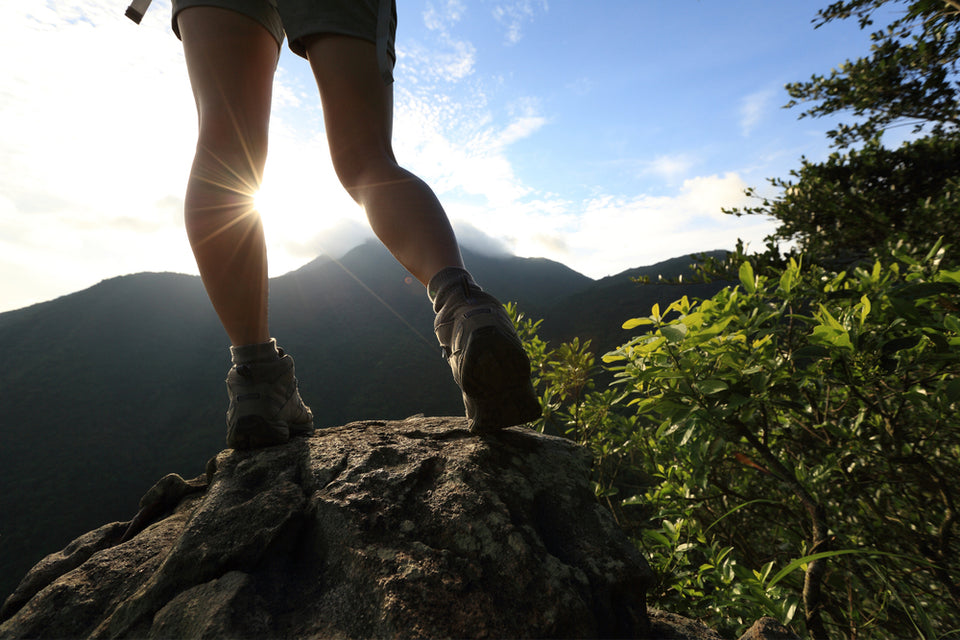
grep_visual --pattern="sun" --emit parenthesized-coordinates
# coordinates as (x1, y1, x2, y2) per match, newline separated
(251, 171, 354, 275)
(253, 174, 304, 237)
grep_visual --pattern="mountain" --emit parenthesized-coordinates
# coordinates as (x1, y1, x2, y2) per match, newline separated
(537, 250, 729, 356)
(0, 242, 725, 600)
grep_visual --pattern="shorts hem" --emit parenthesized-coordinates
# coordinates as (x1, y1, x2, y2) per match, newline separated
(171, 0, 285, 48)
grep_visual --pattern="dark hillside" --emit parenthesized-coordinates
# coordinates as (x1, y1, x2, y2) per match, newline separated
(539, 251, 730, 355)
(0, 243, 593, 599)
(0, 243, 728, 600)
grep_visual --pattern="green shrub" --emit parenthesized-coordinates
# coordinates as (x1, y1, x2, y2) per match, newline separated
(511, 241, 960, 639)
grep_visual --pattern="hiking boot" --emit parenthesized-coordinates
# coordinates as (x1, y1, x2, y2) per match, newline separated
(429, 267, 541, 433)
(225, 348, 314, 450)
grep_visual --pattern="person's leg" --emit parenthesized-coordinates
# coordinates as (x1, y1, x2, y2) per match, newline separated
(302, 34, 463, 285)
(302, 34, 539, 431)
(178, 7, 314, 449)
(178, 7, 279, 346)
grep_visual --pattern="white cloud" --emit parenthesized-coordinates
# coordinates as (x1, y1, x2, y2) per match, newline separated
(404, 1, 476, 83)
(394, 85, 545, 208)
(643, 154, 698, 181)
(436, 173, 776, 280)
(0, 0, 785, 315)
(740, 88, 777, 137)
(423, 0, 466, 32)
(399, 39, 477, 83)
(0, 0, 203, 311)
(556, 174, 774, 277)
(491, 0, 548, 44)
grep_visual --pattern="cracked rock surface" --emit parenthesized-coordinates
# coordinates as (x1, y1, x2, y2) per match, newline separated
(1, 417, 653, 639)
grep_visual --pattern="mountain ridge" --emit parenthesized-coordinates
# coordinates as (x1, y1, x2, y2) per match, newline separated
(0, 243, 728, 600)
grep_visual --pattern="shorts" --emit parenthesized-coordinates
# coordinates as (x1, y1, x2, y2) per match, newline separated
(171, 0, 397, 83)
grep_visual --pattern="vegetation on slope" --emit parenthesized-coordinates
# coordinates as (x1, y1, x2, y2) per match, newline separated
(513, 1, 960, 637)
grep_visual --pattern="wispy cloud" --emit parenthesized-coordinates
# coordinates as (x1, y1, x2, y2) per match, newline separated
(491, 0, 548, 44)
(408, 0, 475, 82)
(399, 39, 476, 83)
(494, 173, 773, 279)
(643, 154, 698, 181)
(739, 88, 776, 137)
(423, 0, 466, 33)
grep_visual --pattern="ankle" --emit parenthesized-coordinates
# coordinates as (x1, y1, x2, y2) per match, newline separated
(230, 338, 281, 365)
(427, 267, 481, 312)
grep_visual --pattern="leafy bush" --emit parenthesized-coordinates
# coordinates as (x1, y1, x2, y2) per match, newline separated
(510, 241, 960, 639)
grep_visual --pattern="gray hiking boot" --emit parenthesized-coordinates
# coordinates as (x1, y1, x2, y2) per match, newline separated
(225, 348, 314, 450)
(429, 267, 541, 433)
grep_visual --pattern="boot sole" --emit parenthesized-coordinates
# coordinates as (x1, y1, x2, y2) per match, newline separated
(460, 325, 541, 433)
(227, 416, 315, 450)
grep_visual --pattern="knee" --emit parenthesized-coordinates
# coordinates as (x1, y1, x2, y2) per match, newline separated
(329, 143, 398, 203)
(193, 117, 269, 186)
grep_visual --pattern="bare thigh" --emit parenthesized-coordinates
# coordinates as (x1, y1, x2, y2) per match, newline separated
(303, 34, 396, 195)
(179, 6, 279, 190)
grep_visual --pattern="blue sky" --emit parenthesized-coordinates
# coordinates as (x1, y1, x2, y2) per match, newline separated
(0, 1, 879, 313)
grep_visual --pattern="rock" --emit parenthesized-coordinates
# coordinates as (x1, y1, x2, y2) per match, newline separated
(646, 609, 725, 640)
(1, 417, 654, 639)
(737, 616, 801, 640)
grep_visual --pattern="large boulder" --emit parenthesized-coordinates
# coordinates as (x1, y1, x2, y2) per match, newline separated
(1, 417, 654, 638)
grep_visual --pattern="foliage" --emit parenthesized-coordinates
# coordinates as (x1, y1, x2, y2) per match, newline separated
(606, 242, 960, 638)
(504, 6, 960, 637)
(507, 303, 650, 517)
(510, 241, 960, 639)
(725, 134, 960, 267)
(787, 0, 960, 148)
(727, 0, 960, 265)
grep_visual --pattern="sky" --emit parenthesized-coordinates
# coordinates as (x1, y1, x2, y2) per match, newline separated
(0, 1, 882, 313)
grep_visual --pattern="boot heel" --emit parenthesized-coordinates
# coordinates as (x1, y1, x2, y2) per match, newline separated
(464, 381, 541, 433)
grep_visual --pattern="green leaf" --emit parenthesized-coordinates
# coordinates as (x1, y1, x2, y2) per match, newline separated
(643, 530, 672, 547)
(767, 549, 919, 589)
(698, 379, 729, 395)
(945, 315, 960, 335)
(859, 294, 871, 326)
(661, 324, 688, 343)
(816, 303, 844, 330)
(923, 236, 945, 263)
(945, 378, 960, 404)
(622, 317, 654, 330)
(739, 261, 756, 294)
(656, 421, 680, 438)
(938, 269, 960, 284)
(779, 264, 795, 294)
(811, 324, 853, 350)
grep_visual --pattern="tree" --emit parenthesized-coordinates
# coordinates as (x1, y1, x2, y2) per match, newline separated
(505, 4, 960, 636)
(787, 0, 960, 148)
(728, 0, 960, 265)
(727, 134, 960, 266)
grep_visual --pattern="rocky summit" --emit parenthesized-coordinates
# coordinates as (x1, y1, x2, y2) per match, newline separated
(1, 417, 655, 639)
